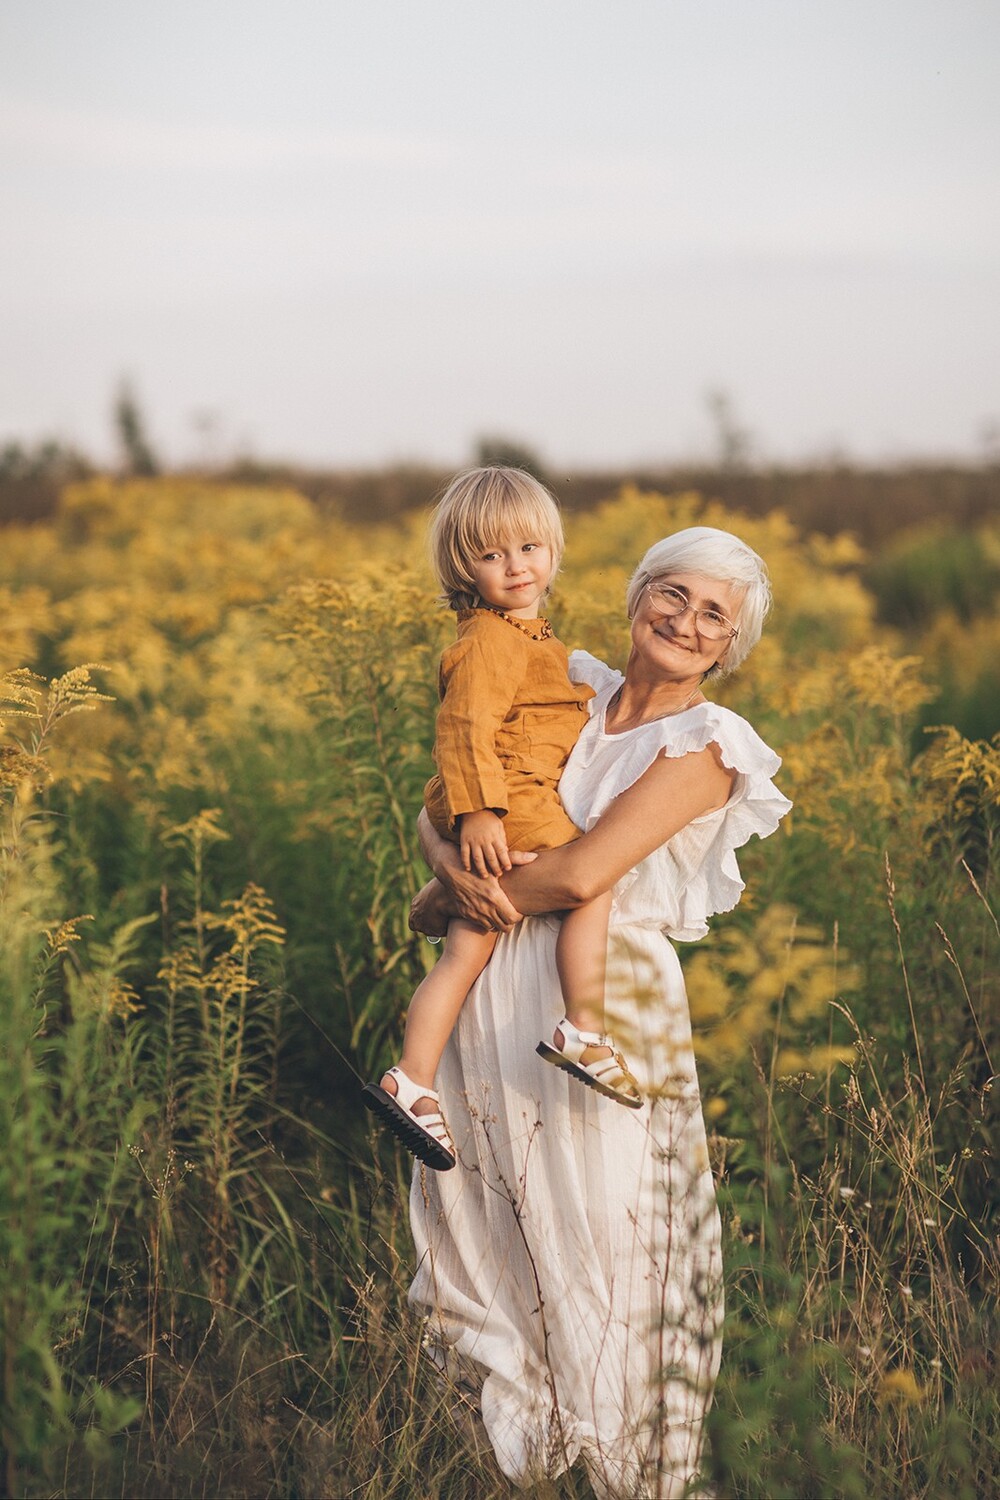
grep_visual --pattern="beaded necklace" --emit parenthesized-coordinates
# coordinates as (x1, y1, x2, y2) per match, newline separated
(464, 606, 553, 641)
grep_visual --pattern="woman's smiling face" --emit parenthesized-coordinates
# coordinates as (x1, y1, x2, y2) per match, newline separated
(630, 571, 743, 679)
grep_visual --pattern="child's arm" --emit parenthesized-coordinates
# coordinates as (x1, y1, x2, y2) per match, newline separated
(433, 618, 528, 834)
(459, 808, 513, 877)
(414, 808, 530, 935)
(414, 745, 734, 929)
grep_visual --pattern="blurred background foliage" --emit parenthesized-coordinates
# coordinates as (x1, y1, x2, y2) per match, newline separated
(0, 464, 997, 1497)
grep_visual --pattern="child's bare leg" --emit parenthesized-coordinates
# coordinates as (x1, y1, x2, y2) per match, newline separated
(382, 919, 496, 1115)
(545, 892, 640, 1105)
(554, 891, 613, 1062)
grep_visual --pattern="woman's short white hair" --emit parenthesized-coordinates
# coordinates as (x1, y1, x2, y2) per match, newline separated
(626, 526, 772, 677)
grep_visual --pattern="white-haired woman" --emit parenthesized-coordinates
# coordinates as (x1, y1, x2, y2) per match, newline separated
(407, 527, 791, 1499)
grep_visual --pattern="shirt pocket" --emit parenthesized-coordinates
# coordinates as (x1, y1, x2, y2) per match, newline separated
(522, 704, 587, 773)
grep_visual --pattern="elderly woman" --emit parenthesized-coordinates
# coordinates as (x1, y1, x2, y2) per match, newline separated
(406, 526, 791, 1499)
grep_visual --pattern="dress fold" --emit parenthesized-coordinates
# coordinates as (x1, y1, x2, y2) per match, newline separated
(409, 656, 790, 1497)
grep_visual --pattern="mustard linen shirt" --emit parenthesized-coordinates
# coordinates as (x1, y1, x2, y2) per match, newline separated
(423, 608, 595, 852)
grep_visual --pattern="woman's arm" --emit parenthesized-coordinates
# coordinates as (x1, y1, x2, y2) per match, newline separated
(500, 742, 735, 913)
(413, 745, 735, 929)
(415, 809, 528, 932)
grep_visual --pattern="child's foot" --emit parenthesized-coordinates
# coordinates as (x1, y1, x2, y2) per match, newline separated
(361, 1065, 456, 1171)
(536, 1018, 643, 1108)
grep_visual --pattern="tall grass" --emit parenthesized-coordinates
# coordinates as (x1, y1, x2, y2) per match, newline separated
(0, 480, 996, 1497)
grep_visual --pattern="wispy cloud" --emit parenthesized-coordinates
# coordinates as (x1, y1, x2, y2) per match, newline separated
(0, 98, 456, 172)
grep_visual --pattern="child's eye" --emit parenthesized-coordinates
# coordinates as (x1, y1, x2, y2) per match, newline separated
(522, 543, 539, 552)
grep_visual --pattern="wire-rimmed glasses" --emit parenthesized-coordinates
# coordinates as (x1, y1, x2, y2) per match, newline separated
(645, 582, 740, 641)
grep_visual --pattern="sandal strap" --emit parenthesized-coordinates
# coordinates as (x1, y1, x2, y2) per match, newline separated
(413, 1111, 451, 1146)
(382, 1067, 456, 1153)
(385, 1066, 440, 1113)
(555, 1017, 609, 1055)
(585, 1053, 631, 1084)
(543, 1023, 641, 1104)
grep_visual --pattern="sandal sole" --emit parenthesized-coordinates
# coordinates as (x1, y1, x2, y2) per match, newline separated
(536, 1042, 643, 1109)
(361, 1083, 457, 1171)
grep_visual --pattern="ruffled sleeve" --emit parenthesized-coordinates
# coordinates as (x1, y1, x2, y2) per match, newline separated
(662, 705, 792, 938)
(567, 649, 623, 704)
(558, 697, 792, 941)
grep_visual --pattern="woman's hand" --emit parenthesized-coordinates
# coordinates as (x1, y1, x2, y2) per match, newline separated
(408, 878, 452, 938)
(409, 873, 524, 936)
(441, 857, 532, 932)
(414, 808, 533, 933)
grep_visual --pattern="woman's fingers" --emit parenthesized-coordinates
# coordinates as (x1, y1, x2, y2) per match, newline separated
(411, 861, 523, 935)
(443, 866, 524, 931)
(480, 887, 522, 933)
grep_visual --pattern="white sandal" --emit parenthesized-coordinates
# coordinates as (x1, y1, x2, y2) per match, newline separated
(362, 1066, 457, 1171)
(536, 1018, 643, 1108)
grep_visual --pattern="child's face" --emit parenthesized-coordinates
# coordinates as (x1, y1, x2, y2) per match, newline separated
(469, 533, 555, 618)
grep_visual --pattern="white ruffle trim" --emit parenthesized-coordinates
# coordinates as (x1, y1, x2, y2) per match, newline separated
(566, 650, 792, 939)
(569, 648, 622, 700)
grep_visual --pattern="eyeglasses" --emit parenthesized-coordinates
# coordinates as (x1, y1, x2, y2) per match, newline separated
(645, 583, 739, 641)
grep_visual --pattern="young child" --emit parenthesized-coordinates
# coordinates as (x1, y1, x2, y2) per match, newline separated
(362, 467, 641, 1173)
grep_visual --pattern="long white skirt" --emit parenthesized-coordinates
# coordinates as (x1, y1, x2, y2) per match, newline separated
(408, 915, 723, 1499)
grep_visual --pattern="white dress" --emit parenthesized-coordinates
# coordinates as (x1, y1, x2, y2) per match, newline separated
(408, 652, 792, 1499)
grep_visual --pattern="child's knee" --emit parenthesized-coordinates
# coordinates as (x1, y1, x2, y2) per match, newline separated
(441, 928, 497, 979)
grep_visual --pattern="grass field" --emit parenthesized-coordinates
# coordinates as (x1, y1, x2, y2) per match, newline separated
(0, 475, 997, 1497)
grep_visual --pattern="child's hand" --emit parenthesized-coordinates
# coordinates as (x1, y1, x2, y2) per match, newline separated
(459, 810, 512, 877)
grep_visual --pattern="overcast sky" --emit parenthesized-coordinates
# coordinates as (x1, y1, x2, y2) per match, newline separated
(1, 1, 998, 469)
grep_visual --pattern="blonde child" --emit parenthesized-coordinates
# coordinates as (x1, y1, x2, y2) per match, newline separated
(362, 467, 640, 1172)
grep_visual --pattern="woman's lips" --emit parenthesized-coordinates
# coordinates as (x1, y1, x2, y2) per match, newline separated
(654, 627, 694, 650)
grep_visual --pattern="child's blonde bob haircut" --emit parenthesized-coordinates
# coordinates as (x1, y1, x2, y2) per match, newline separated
(429, 467, 565, 611)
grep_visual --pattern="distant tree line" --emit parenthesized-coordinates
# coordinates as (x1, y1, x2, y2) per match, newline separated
(2, 386, 997, 545)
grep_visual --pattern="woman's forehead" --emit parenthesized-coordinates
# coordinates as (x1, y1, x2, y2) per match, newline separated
(652, 570, 742, 606)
